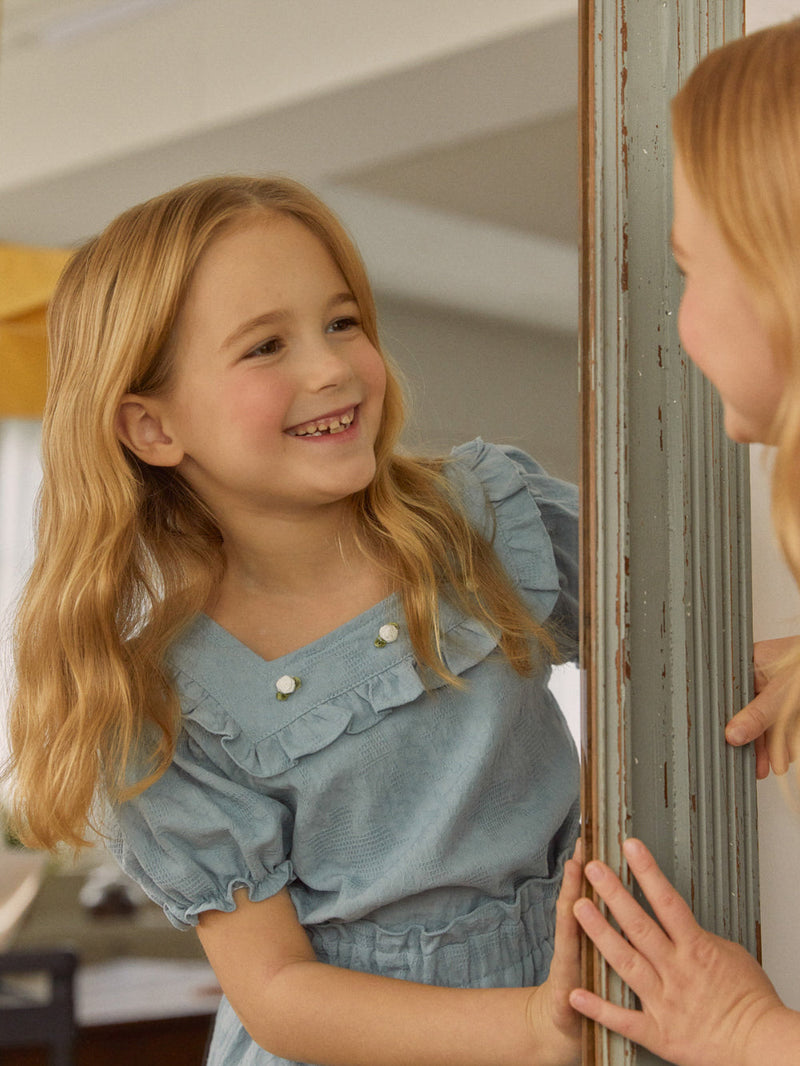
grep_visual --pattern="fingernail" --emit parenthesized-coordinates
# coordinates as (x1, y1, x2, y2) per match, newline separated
(623, 838, 645, 859)
(726, 726, 745, 744)
(585, 861, 605, 883)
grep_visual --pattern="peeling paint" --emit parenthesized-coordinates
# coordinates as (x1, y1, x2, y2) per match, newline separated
(620, 221, 629, 292)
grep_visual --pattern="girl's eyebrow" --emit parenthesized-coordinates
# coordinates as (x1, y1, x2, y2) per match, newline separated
(221, 309, 286, 351)
(220, 292, 357, 352)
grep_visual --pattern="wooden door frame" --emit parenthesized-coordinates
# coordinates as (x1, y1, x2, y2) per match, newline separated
(579, 3, 759, 1062)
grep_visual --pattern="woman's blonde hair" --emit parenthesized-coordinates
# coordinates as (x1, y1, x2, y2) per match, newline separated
(671, 19, 800, 772)
(6, 175, 560, 849)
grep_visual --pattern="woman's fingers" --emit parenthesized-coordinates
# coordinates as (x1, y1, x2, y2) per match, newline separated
(731, 710, 789, 777)
(753, 733, 770, 779)
(582, 848, 677, 953)
(568, 987, 649, 1046)
(572, 894, 660, 1003)
(574, 840, 702, 996)
(727, 637, 800, 777)
(753, 636, 800, 689)
(726, 690, 777, 748)
(617, 839, 699, 943)
(765, 726, 791, 776)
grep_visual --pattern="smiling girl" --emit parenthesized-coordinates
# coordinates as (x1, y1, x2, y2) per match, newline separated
(6, 176, 583, 1066)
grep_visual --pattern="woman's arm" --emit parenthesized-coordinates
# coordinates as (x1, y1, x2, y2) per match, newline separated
(569, 838, 799, 1066)
(196, 853, 583, 1066)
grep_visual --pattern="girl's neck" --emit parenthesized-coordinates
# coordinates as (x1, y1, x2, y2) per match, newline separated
(217, 500, 366, 593)
(205, 503, 390, 660)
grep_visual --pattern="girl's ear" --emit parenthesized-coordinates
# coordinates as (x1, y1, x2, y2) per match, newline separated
(116, 395, 184, 467)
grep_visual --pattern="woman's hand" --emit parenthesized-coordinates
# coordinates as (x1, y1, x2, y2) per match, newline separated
(525, 843, 583, 1066)
(726, 637, 800, 777)
(569, 839, 787, 1066)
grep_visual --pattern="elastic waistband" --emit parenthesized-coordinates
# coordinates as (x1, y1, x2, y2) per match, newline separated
(308, 868, 564, 988)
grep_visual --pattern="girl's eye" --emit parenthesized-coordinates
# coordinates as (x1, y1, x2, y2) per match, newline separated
(246, 337, 282, 359)
(328, 316, 359, 334)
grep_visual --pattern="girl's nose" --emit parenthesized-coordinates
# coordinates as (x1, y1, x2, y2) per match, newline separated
(300, 337, 355, 391)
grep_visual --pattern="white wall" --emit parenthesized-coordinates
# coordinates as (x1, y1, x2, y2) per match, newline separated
(378, 296, 578, 480)
(748, 446, 800, 1010)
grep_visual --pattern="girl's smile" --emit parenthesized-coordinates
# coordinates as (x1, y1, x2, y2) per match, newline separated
(285, 404, 357, 437)
(148, 212, 387, 525)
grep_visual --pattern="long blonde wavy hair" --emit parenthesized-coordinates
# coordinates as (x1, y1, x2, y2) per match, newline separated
(671, 19, 800, 774)
(6, 175, 561, 850)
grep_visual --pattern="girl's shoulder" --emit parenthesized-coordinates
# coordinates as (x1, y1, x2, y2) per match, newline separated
(444, 437, 578, 548)
(445, 439, 579, 663)
(446, 435, 575, 488)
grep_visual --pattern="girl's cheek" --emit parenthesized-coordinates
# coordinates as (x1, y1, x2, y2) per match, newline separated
(374, 358, 387, 403)
(363, 348, 387, 403)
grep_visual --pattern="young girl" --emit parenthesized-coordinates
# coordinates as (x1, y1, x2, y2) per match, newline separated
(5, 175, 584, 1065)
(569, 19, 800, 1065)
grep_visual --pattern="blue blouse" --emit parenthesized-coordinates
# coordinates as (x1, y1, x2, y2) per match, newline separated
(110, 440, 580, 1066)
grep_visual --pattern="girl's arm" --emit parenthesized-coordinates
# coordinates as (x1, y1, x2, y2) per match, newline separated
(196, 853, 583, 1066)
(569, 838, 799, 1066)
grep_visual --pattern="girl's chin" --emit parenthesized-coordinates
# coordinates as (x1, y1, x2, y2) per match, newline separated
(722, 415, 770, 447)
(723, 422, 753, 445)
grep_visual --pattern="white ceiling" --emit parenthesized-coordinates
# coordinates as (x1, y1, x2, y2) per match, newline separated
(0, 0, 794, 332)
(0, 1, 579, 331)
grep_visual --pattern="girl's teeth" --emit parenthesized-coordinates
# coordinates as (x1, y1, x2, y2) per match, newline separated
(292, 410, 354, 436)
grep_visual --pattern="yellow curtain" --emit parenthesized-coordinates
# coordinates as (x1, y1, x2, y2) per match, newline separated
(1, 242, 71, 417)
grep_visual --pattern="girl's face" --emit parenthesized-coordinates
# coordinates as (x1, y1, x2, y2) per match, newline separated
(671, 154, 785, 444)
(159, 213, 387, 523)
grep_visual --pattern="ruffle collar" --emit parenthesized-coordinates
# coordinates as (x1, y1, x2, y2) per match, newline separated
(170, 600, 499, 779)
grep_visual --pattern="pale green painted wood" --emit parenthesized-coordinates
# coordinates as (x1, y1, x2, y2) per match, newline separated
(580, 2, 757, 1063)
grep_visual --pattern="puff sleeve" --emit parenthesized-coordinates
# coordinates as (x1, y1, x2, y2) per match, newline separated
(108, 727, 295, 930)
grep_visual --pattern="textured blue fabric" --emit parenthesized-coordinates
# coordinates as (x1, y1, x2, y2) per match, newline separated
(109, 440, 580, 1066)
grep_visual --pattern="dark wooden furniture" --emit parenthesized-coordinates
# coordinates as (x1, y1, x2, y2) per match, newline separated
(0, 950, 78, 1066)
(0, 1014, 213, 1066)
